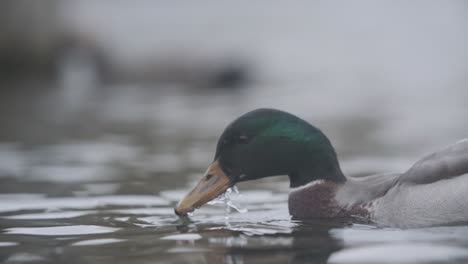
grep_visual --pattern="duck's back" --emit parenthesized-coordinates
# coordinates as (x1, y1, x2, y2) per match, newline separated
(342, 139, 468, 228)
(372, 173, 468, 228)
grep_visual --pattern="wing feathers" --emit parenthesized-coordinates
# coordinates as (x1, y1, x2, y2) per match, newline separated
(401, 139, 468, 184)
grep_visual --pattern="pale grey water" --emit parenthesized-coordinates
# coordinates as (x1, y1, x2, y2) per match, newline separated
(2, 1, 468, 263)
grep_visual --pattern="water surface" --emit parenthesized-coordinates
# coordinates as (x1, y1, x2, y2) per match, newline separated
(1, 81, 468, 264)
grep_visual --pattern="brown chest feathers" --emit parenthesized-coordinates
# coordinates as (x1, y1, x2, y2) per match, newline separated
(288, 181, 369, 220)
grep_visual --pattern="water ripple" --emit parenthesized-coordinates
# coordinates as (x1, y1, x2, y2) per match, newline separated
(5, 225, 120, 236)
(0, 195, 168, 213)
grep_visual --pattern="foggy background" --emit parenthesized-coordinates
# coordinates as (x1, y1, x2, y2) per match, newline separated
(0, 0, 467, 184)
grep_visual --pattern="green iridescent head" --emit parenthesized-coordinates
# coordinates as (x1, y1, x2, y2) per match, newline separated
(215, 108, 345, 187)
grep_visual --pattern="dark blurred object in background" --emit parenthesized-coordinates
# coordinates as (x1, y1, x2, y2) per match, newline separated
(0, 0, 60, 80)
(0, 0, 251, 89)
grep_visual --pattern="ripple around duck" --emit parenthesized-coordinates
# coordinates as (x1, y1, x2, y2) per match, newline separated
(161, 234, 202, 241)
(72, 238, 125, 246)
(328, 243, 468, 264)
(330, 225, 468, 245)
(0, 195, 169, 213)
(4, 225, 120, 236)
(0, 242, 19, 247)
(2, 210, 96, 220)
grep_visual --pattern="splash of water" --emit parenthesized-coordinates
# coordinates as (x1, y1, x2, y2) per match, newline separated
(208, 186, 248, 220)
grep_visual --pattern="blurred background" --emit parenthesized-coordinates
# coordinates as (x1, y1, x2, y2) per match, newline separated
(1, 0, 467, 180)
(1, 1, 468, 263)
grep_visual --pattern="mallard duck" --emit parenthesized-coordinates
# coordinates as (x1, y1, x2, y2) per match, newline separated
(175, 108, 468, 228)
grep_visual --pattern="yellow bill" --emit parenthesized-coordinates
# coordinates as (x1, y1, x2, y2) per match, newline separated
(175, 160, 232, 216)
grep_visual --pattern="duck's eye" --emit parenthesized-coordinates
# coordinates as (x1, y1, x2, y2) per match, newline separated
(205, 174, 213, 180)
(238, 135, 249, 144)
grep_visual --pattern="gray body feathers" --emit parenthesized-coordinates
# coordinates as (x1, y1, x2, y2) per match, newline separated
(336, 139, 468, 228)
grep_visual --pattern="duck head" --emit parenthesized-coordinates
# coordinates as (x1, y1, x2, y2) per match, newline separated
(175, 108, 345, 216)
